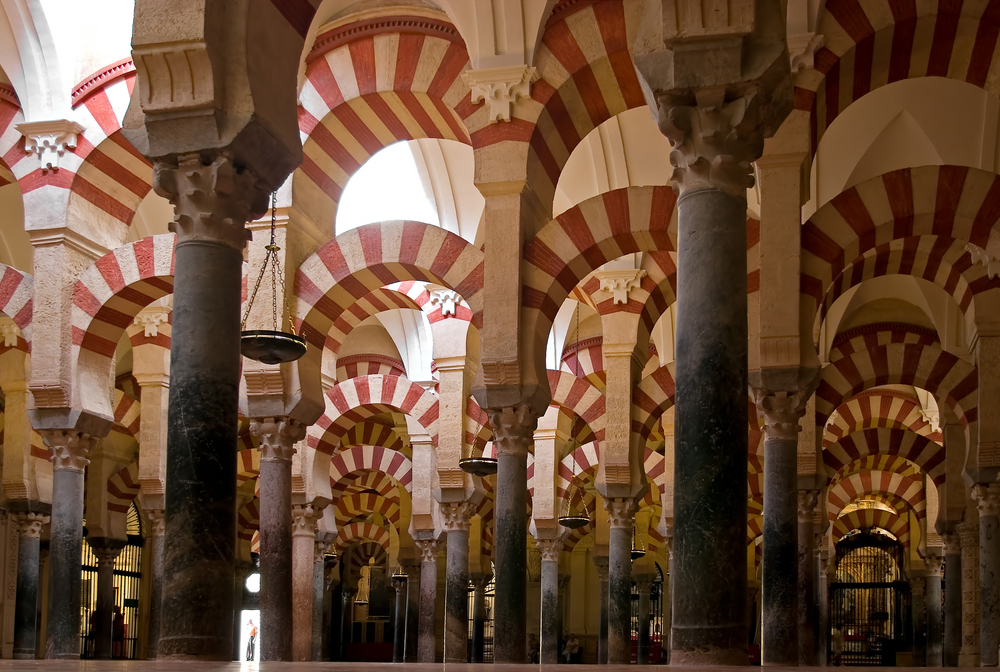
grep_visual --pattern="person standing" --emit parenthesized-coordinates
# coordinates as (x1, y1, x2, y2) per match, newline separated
(246, 619, 258, 661)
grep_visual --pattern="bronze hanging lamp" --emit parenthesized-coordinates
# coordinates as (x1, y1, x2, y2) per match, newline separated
(559, 445, 589, 529)
(630, 523, 646, 560)
(459, 406, 497, 476)
(240, 192, 307, 364)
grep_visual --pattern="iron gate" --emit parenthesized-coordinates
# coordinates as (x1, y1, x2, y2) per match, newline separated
(829, 531, 911, 666)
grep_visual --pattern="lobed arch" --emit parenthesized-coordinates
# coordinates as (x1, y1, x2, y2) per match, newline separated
(336, 491, 402, 528)
(824, 389, 943, 447)
(71, 234, 175, 417)
(827, 470, 926, 520)
(833, 508, 911, 547)
(328, 444, 413, 501)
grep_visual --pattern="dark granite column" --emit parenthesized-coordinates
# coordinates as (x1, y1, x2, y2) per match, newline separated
(41, 431, 94, 659)
(249, 418, 300, 661)
(797, 491, 818, 665)
(538, 540, 562, 664)
(595, 556, 609, 664)
(89, 539, 125, 659)
(958, 522, 980, 665)
(470, 573, 489, 662)
(943, 534, 961, 666)
(486, 405, 536, 664)
(155, 156, 267, 660)
(976, 485, 1000, 666)
(813, 538, 826, 665)
(392, 574, 407, 662)
(341, 589, 356, 660)
(145, 510, 165, 660)
(606, 498, 635, 664)
(403, 561, 420, 662)
(818, 550, 831, 666)
(754, 391, 809, 665)
(312, 539, 329, 661)
(926, 557, 943, 667)
(441, 503, 472, 663)
(13, 512, 47, 659)
(912, 575, 927, 666)
(636, 577, 653, 664)
(415, 539, 439, 662)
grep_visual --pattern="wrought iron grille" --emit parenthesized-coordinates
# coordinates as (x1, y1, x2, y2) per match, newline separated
(630, 564, 665, 663)
(467, 573, 495, 662)
(829, 531, 911, 666)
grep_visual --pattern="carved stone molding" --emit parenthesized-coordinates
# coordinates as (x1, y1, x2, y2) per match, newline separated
(488, 404, 536, 458)
(291, 504, 318, 538)
(463, 65, 536, 123)
(428, 289, 464, 317)
(16, 120, 85, 171)
(250, 416, 304, 462)
(752, 388, 809, 440)
(652, 91, 764, 197)
(440, 501, 475, 531)
(244, 369, 285, 397)
(956, 521, 979, 546)
(415, 539, 440, 563)
(966, 243, 1000, 279)
(925, 555, 944, 576)
(797, 490, 819, 524)
(147, 509, 165, 537)
(92, 545, 124, 568)
(595, 269, 647, 304)
(15, 513, 48, 539)
(39, 430, 95, 473)
(788, 33, 824, 73)
(153, 154, 269, 252)
(1, 321, 22, 347)
(536, 539, 563, 563)
(134, 306, 170, 338)
(974, 483, 1000, 518)
(603, 497, 636, 529)
(942, 532, 960, 555)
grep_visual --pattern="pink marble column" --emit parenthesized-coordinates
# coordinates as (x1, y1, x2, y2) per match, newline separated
(292, 504, 319, 660)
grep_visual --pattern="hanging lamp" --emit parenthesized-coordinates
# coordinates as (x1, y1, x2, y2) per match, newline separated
(240, 192, 307, 364)
(630, 523, 646, 560)
(460, 407, 497, 476)
(559, 445, 590, 529)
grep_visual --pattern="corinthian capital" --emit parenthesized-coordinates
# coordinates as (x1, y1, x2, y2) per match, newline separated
(15, 513, 48, 539)
(415, 539, 440, 563)
(536, 539, 563, 563)
(752, 389, 809, 440)
(440, 501, 475, 532)
(291, 504, 318, 538)
(603, 497, 636, 529)
(40, 430, 95, 473)
(154, 154, 269, 252)
(974, 483, 1000, 518)
(797, 490, 819, 523)
(487, 404, 537, 458)
(250, 416, 304, 462)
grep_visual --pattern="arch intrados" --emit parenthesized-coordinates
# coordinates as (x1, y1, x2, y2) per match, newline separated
(827, 472, 925, 519)
(829, 452, 926, 486)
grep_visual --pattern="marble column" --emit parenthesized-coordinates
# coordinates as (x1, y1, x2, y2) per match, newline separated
(606, 498, 635, 664)
(958, 521, 980, 666)
(797, 491, 819, 666)
(341, 588, 356, 659)
(926, 556, 943, 667)
(145, 510, 165, 660)
(470, 573, 490, 663)
(42, 431, 94, 659)
(595, 556, 609, 664)
(89, 539, 125, 659)
(312, 538, 330, 661)
(415, 539, 440, 663)
(441, 502, 473, 663)
(155, 156, 266, 659)
(392, 574, 407, 662)
(754, 391, 809, 665)
(815, 542, 828, 666)
(537, 540, 563, 664)
(912, 575, 927, 666)
(403, 562, 420, 662)
(292, 504, 319, 661)
(636, 578, 653, 665)
(975, 484, 1000, 666)
(13, 512, 47, 659)
(487, 405, 535, 664)
(943, 533, 961, 667)
(250, 417, 301, 661)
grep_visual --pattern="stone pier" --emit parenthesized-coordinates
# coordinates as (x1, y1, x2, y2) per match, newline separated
(912, 576, 927, 665)
(926, 556, 943, 667)
(976, 484, 1000, 665)
(145, 510, 165, 659)
(403, 561, 420, 662)
(798, 491, 819, 665)
(291, 504, 319, 660)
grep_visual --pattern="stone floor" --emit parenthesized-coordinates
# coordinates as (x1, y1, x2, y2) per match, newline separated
(0, 665, 981, 671)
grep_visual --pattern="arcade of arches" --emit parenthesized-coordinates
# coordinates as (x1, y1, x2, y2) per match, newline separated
(0, 0, 997, 667)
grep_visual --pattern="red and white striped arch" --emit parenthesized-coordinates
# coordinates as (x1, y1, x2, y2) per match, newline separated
(827, 470, 926, 520)
(323, 287, 423, 357)
(814, 342, 978, 432)
(632, 364, 676, 442)
(833, 509, 911, 547)
(110, 389, 141, 439)
(295, 15, 474, 226)
(337, 470, 400, 501)
(0, 93, 26, 186)
(829, 323, 940, 362)
(342, 541, 389, 572)
(339, 419, 407, 454)
(547, 369, 606, 441)
(329, 444, 413, 499)
(335, 521, 391, 555)
(561, 337, 607, 391)
(293, 222, 484, 350)
(464, 397, 492, 455)
(107, 461, 140, 513)
(336, 491, 402, 528)
(237, 448, 260, 487)
(311, 374, 439, 453)
(832, 453, 923, 485)
(801, 166, 1000, 331)
(824, 389, 943, 447)
(825, 426, 944, 483)
(237, 499, 260, 541)
(748, 454, 764, 501)
(795, 0, 1000, 154)
(336, 353, 406, 380)
(0, 264, 33, 345)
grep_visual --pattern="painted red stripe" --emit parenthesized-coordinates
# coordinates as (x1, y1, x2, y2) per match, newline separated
(299, 153, 343, 202)
(18, 167, 74, 193)
(968, 0, 1000, 86)
(307, 56, 346, 111)
(363, 92, 413, 142)
(852, 35, 875, 102)
(334, 97, 391, 153)
(108, 130, 151, 167)
(350, 39, 377, 96)
(826, 0, 876, 42)
(79, 146, 149, 198)
(70, 176, 135, 223)
(888, 19, 916, 83)
(393, 34, 424, 91)
(573, 65, 612, 129)
(397, 91, 441, 138)
(430, 97, 469, 143)
(85, 90, 120, 136)
(927, 0, 962, 77)
(427, 41, 468, 99)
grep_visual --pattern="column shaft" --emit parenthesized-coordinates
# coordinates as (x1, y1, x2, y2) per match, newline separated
(46, 464, 87, 659)
(146, 515, 164, 660)
(444, 528, 469, 663)
(404, 566, 420, 662)
(418, 546, 438, 662)
(91, 544, 123, 659)
(608, 524, 632, 664)
(977, 486, 1000, 667)
(637, 584, 652, 665)
(312, 555, 324, 661)
(13, 514, 45, 659)
(495, 449, 527, 663)
(341, 591, 354, 659)
(797, 501, 816, 665)
(291, 506, 317, 661)
(927, 565, 943, 667)
(471, 577, 487, 663)
(912, 577, 927, 666)
(258, 457, 292, 661)
(540, 555, 560, 664)
(596, 560, 609, 664)
(958, 522, 979, 666)
(762, 437, 798, 665)
(944, 544, 961, 666)
(672, 188, 749, 665)
(392, 578, 407, 662)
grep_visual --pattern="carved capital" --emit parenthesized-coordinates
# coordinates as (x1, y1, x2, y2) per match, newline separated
(440, 501, 474, 531)
(415, 539, 440, 563)
(752, 388, 808, 440)
(910, 576, 926, 592)
(90, 544, 124, 568)
(134, 306, 171, 338)
(536, 539, 563, 563)
(974, 483, 1000, 518)
(250, 416, 303, 462)
(40, 430, 95, 473)
(956, 521, 979, 546)
(15, 513, 48, 539)
(391, 574, 408, 590)
(488, 404, 536, 458)
(314, 538, 332, 564)
(291, 504, 318, 538)
(147, 509, 165, 537)
(966, 242, 1000, 279)
(463, 65, 536, 123)
(635, 578, 654, 593)
(17, 120, 85, 171)
(942, 532, 960, 554)
(925, 555, 944, 576)
(470, 574, 491, 591)
(653, 91, 764, 197)
(603, 497, 636, 529)
(153, 154, 268, 252)
(594, 557, 609, 581)
(595, 269, 647, 304)
(797, 490, 819, 524)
